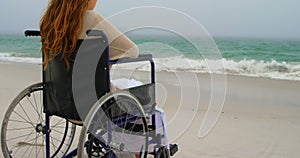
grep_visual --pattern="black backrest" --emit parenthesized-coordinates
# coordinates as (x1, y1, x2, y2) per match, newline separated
(43, 34, 109, 121)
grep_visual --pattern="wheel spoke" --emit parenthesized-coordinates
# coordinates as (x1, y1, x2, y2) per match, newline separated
(51, 122, 65, 129)
(26, 95, 41, 120)
(32, 91, 43, 122)
(10, 129, 35, 157)
(36, 140, 43, 157)
(21, 133, 37, 158)
(51, 119, 64, 128)
(6, 130, 35, 141)
(50, 137, 58, 153)
(42, 135, 45, 158)
(22, 134, 44, 146)
(27, 132, 38, 157)
(12, 110, 34, 127)
(51, 128, 65, 135)
(8, 119, 34, 124)
(50, 126, 68, 129)
(18, 102, 34, 124)
(81, 94, 148, 157)
(50, 135, 63, 143)
(7, 126, 34, 131)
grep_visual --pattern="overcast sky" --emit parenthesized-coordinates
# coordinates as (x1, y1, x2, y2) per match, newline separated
(1, 0, 300, 39)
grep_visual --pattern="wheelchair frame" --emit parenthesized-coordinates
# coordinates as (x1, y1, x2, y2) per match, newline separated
(1, 30, 178, 158)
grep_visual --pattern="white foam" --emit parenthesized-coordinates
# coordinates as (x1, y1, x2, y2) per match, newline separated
(0, 53, 41, 64)
(112, 56, 300, 81)
(0, 52, 13, 57)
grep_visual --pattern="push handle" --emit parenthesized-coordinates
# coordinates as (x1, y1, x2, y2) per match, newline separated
(24, 30, 41, 37)
(109, 54, 153, 64)
(25, 30, 104, 37)
(86, 30, 105, 37)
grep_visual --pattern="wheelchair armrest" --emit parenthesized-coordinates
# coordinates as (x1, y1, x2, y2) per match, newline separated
(109, 54, 153, 64)
(109, 54, 155, 83)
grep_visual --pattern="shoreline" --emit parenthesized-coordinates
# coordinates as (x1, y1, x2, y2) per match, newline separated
(1, 60, 300, 82)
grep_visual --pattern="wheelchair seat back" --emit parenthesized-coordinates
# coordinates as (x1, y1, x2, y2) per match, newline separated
(43, 34, 109, 121)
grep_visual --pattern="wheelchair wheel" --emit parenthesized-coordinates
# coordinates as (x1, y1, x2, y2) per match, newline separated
(78, 91, 149, 158)
(1, 82, 76, 158)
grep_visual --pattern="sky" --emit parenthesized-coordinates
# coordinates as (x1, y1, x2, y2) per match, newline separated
(1, 0, 300, 39)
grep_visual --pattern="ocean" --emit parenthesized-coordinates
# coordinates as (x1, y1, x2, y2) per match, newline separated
(0, 34, 300, 81)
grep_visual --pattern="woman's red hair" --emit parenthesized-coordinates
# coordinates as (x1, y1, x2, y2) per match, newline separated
(40, 0, 89, 70)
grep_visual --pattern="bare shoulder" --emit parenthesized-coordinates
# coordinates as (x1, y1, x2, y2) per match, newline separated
(86, 10, 105, 21)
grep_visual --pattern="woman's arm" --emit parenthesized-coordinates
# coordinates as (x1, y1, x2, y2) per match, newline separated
(81, 11, 139, 59)
(109, 34, 139, 59)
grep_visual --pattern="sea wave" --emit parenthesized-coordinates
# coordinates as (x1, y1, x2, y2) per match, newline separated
(113, 56, 300, 81)
(1, 52, 300, 81)
(0, 52, 41, 64)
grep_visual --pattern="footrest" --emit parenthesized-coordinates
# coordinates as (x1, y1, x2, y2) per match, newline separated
(169, 144, 178, 156)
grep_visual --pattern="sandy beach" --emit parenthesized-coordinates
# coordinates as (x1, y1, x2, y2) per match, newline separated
(1, 62, 300, 158)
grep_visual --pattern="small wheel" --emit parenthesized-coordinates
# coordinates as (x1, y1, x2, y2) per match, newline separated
(1, 82, 76, 158)
(78, 91, 149, 158)
(155, 146, 169, 158)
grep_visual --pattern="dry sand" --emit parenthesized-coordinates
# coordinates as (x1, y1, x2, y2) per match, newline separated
(1, 62, 300, 158)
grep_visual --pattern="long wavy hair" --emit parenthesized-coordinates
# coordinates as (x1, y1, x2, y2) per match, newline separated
(40, 0, 89, 70)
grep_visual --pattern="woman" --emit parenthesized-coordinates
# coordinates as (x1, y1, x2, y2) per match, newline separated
(40, 0, 140, 92)
(40, 0, 139, 70)
(40, 0, 141, 157)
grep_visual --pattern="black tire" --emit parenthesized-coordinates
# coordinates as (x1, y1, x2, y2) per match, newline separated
(78, 91, 149, 158)
(1, 83, 76, 158)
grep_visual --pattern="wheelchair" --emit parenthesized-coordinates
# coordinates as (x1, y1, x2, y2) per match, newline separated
(1, 30, 178, 158)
